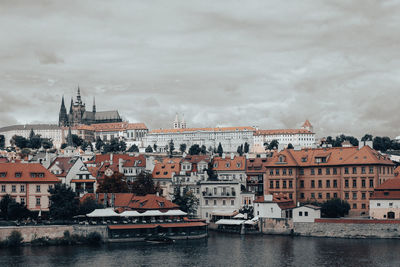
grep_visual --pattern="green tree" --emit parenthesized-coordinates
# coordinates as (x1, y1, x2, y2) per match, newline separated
(361, 134, 373, 142)
(97, 172, 129, 193)
(168, 139, 175, 158)
(217, 142, 223, 156)
(172, 185, 199, 216)
(0, 135, 5, 149)
(71, 134, 83, 147)
(7, 231, 23, 247)
(237, 144, 243, 156)
(7, 202, 30, 220)
(95, 136, 104, 151)
(179, 143, 187, 154)
(0, 194, 13, 219)
(78, 197, 103, 215)
(12, 135, 28, 149)
(321, 198, 350, 218)
(48, 184, 79, 220)
(119, 140, 127, 151)
(268, 139, 279, 150)
(153, 144, 158, 152)
(189, 144, 201, 155)
(145, 145, 153, 153)
(200, 145, 207, 155)
(287, 143, 294, 149)
(41, 138, 53, 149)
(130, 172, 160, 196)
(127, 144, 139, 152)
(61, 143, 68, 149)
(206, 162, 218, 180)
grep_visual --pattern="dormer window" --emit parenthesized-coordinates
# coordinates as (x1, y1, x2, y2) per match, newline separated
(214, 163, 218, 168)
(0, 172, 7, 177)
(163, 172, 168, 175)
(236, 163, 241, 168)
(159, 202, 165, 208)
(301, 157, 307, 162)
(279, 156, 285, 163)
(15, 172, 22, 178)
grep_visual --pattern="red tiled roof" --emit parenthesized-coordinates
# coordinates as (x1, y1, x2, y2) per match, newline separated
(149, 126, 255, 134)
(71, 179, 96, 183)
(152, 158, 181, 179)
(255, 129, 313, 135)
(254, 193, 296, 210)
(370, 179, 400, 200)
(302, 120, 312, 128)
(0, 163, 60, 183)
(90, 122, 147, 132)
(48, 157, 76, 177)
(213, 156, 246, 171)
(122, 155, 146, 168)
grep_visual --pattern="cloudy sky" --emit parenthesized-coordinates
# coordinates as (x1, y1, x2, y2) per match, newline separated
(1, 0, 400, 138)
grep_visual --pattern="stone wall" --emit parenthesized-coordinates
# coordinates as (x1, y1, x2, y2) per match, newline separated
(260, 218, 293, 235)
(0, 225, 108, 243)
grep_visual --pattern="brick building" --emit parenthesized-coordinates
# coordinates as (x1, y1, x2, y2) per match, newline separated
(263, 145, 395, 216)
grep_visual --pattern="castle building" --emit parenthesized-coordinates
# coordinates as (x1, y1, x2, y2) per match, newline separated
(59, 87, 122, 127)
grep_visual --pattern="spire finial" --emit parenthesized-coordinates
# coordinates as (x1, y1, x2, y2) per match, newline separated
(93, 96, 96, 113)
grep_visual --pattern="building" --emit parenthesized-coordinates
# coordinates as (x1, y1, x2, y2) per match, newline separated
(253, 194, 295, 218)
(253, 120, 315, 153)
(152, 158, 181, 200)
(263, 145, 395, 216)
(370, 179, 400, 219)
(212, 155, 247, 183)
(246, 157, 268, 196)
(90, 122, 148, 144)
(58, 87, 122, 127)
(143, 126, 255, 153)
(0, 163, 60, 212)
(292, 204, 321, 222)
(48, 156, 96, 196)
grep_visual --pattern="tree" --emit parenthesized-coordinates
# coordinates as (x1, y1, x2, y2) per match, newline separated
(179, 143, 187, 154)
(130, 172, 160, 196)
(7, 202, 30, 220)
(237, 145, 243, 156)
(61, 143, 68, 149)
(145, 145, 153, 153)
(0, 194, 13, 219)
(0, 135, 4, 149)
(71, 134, 83, 147)
(200, 145, 207, 155)
(321, 198, 350, 218)
(41, 138, 53, 149)
(95, 137, 104, 151)
(361, 134, 373, 142)
(172, 185, 199, 216)
(268, 139, 279, 150)
(48, 184, 79, 220)
(373, 136, 392, 152)
(127, 144, 139, 152)
(217, 142, 223, 156)
(97, 172, 129, 193)
(153, 144, 158, 152)
(189, 144, 201, 155)
(12, 135, 28, 149)
(206, 162, 218, 181)
(168, 139, 175, 158)
(78, 196, 103, 215)
(287, 143, 294, 149)
(244, 142, 250, 153)
(119, 140, 127, 151)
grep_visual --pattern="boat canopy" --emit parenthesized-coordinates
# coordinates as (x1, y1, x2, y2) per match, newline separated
(86, 208, 120, 217)
(215, 219, 245, 225)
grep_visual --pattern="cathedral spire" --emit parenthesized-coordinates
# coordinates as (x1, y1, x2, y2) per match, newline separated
(58, 95, 68, 127)
(67, 127, 73, 147)
(69, 97, 73, 114)
(93, 96, 96, 113)
(77, 85, 82, 104)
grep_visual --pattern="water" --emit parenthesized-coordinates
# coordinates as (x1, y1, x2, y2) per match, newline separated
(1, 233, 400, 267)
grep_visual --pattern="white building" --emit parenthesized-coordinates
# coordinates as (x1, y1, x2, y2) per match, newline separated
(91, 122, 148, 144)
(143, 126, 255, 153)
(370, 179, 400, 219)
(253, 120, 316, 153)
(292, 205, 321, 222)
(253, 194, 295, 218)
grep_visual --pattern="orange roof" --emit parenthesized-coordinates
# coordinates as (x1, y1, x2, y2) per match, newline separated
(90, 122, 147, 132)
(302, 120, 312, 128)
(394, 166, 400, 176)
(263, 146, 394, 167)
(0, 163, 60, 183)
(254, 193, 296, 210)
(48, 157, 77, 177)
(152, 158, 181, 179)
(73, 125, 94, 131)
(149, 126, 255, 134)
(71, 179, 96, 183)
(122, 155, 146, 168)
(213, 156, 246, 171)
(371, 179, 400, 200)
(255, 129, 313, 135)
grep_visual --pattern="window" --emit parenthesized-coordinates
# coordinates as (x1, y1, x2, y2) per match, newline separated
(0, 172, 6, 177)
(362, 192, 366, 200)
(377, 203, 381, 207)
(311, 180, 315, 188)
(15, 172, 22, 178)
(289, 181, 293, 188)
(345, 192, 349, 199)
(369, 166, 374, 174)
(12, 185, 16, 192)
(214, 188, 217, 195)
(362, 180, 366, 188)
(275, 181, 280, 188)
(222, 200, 226, 206)
(289, 169, 293, 175)
(345, 167, 349, 174)
(20, 197, 25, 206)
(213, 200, 217, 206)
(352, 167, 357, 174)
(305, 211, 309, 216)
(231, 200, 234, 206)
(1, 185, 5, 192)
(299, 169, 304, 175)
(333, 193, 338, 198)
(352, 179, 357, 188)
(333, 168, 337, 175)
(283, 169, 287, 175)
(300, 193, 305, 199)
(270, 181, 274, 189)
(311, 169, 315, 175)
(311, 193, 315, 199)
(326, 180, 330, 188)
(352, 192, 357, 199)
(300, 180, 304, 188)
(318, 168, 322, 175)
(275, 169, 280, 175)
(318, 180, 322, 188)
(289, 193, 293, 199)
(333, 180, 337, 188)
(362, 204, 366, 209)
(36, 197, 41, 206)
(352, 203, 357, 209)
(326, 168, 330, 175)
(361, 167, 366, 174)
(318, 193, 322, 199)
(369, 179, 374, 188)
(283, 181, 287, 189)
(20, 185, 25, 192)
(389, 202, 393, 207)
(326, 193, 330, 199)
(299, 211, 303, 216)
(205, 200, 208, 206)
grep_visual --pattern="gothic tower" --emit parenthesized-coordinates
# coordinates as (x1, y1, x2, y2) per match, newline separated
(173, 113, 180, 129)
(58, 96, 68, 127)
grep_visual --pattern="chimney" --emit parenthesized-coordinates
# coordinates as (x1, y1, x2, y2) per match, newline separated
(230, 153, 234, 160)
(264, 194, 273, 201)
(110, 153, 113, 165)
(222, 153, 226, 159)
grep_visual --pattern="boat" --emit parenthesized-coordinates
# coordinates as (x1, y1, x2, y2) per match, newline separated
(145, 236, 175, 244)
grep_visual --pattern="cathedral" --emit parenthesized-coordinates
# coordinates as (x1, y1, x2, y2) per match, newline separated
(58, 87, 122, 127)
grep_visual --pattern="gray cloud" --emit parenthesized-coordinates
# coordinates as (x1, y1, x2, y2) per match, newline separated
(0, 0, 400, 138)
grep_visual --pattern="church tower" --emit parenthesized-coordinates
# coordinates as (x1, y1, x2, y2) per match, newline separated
(58, 96, 69, 127)
(180, 114, 187, 129)
(173, 113, 180, 129)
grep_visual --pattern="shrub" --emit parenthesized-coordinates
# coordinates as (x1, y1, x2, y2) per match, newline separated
(7, 230, 23, 247)
(87, 232, 102, 245)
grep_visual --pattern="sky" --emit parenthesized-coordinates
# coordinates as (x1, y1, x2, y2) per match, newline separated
(1, 0, 400, 138)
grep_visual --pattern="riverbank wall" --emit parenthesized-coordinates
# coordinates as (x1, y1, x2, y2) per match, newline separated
(0, 225, 108, 243)
(259, 218, 400, 238)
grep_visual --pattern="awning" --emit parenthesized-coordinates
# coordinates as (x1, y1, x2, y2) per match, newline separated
(211, 210, 238, 217)
(244, 220, 258, 225)
(86, 208, 120, 217)
(215, 219, 245, 225)
(233, 213, 246, 219)
(162, 210, 187, 216)
(119, 210, 142, 217)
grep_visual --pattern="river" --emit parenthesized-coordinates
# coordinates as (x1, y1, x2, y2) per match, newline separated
(1, 233, 400, 267)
